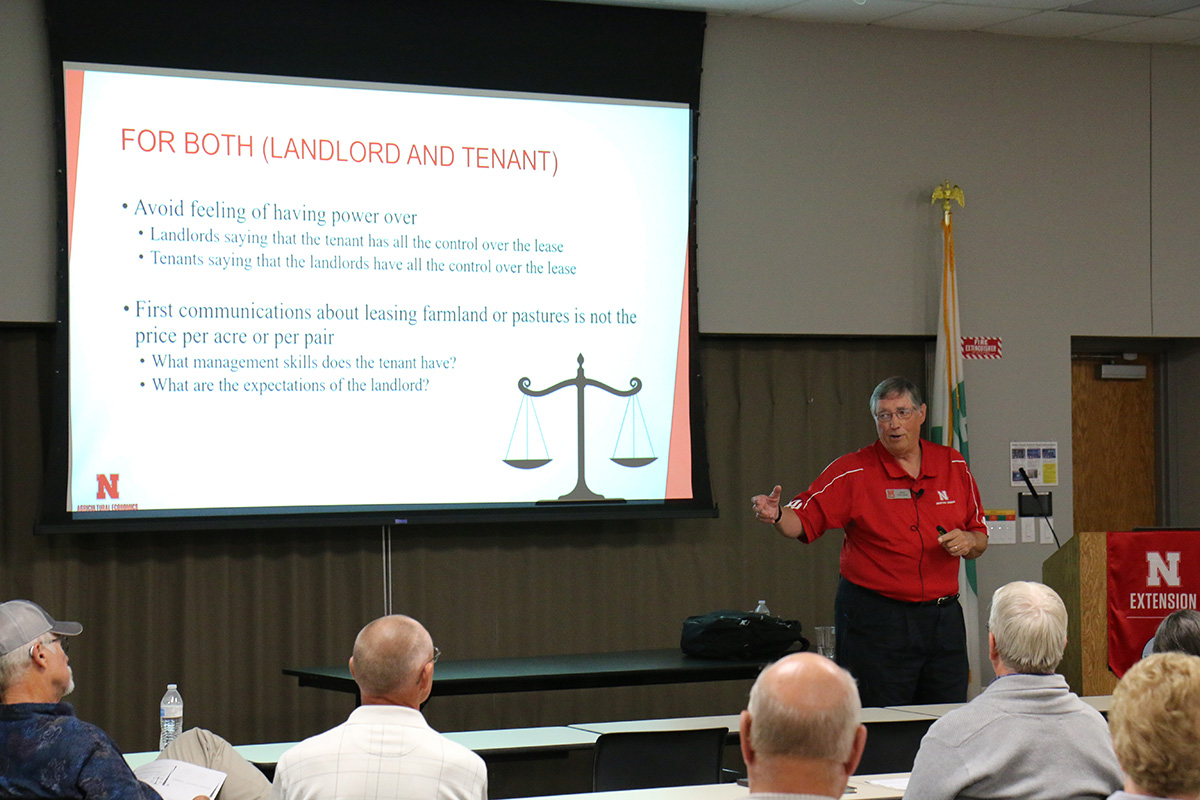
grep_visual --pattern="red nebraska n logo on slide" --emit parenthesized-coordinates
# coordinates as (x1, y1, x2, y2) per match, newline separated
(96, 474, 119, 500)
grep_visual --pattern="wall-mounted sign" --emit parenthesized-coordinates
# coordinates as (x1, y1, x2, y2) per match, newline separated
(962, 336, 1002, 359)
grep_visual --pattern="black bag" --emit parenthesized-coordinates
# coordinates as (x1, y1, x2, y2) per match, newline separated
(680, 610, 807, 660)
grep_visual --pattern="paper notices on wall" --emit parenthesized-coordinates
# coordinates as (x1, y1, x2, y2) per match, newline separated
(1010, 441, 1058, 487)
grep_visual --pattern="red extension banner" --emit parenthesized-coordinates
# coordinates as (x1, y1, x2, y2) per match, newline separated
(1107, 529, 1200, 677)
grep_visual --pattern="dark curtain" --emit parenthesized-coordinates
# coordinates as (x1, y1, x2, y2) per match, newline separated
(0, 328, 925, 751)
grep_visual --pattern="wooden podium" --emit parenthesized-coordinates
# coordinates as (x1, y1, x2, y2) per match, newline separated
(1042, 531, 1118, 696)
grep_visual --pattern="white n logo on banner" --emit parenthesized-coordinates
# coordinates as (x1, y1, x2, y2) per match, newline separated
(1146, 552, 1182, 587)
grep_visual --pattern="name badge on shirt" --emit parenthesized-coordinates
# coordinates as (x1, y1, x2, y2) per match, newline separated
(886, 488, 913, 500)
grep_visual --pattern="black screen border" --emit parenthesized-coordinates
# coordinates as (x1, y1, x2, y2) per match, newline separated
(39, 0, 715, 533)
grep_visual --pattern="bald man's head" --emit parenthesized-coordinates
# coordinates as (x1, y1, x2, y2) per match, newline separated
(747, 653, 861, 762)
(351, 615, 434, 699)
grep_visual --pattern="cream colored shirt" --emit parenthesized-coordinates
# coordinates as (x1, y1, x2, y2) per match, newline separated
(273, 705, 487, 800)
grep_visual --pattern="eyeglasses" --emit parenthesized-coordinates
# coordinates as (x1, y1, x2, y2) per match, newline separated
(430, 646, 440, 664)
(874, 408, 917, 424)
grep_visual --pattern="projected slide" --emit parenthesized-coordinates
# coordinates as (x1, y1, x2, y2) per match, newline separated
(64, 63, 693, 517)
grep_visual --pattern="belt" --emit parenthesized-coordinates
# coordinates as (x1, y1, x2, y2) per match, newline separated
(841, 579, 960, 608)
(914, 593, 960, 607)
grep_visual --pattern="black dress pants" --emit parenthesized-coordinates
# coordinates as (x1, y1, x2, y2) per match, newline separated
(835, 577, 969, 707)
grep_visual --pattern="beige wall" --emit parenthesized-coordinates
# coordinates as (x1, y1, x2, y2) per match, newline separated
(0, 0, 56, 322)
(695, 16, 1200, 681)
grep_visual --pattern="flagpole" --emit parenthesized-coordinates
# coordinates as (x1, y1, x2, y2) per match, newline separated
(930, 180, 981, 696)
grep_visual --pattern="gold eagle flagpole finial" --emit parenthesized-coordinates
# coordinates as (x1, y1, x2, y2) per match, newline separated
(932, 180, 965, 222)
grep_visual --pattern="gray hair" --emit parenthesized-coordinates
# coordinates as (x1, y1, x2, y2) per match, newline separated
(0, 632, 50, 701)
(988, 581, 1067, 674)
(869, 376, 924, 414)
(747, 661, 860, 761)
(1153, 609, 1200, 657)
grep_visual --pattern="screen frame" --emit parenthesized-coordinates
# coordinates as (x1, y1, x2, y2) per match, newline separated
(38, 0, 715, 534)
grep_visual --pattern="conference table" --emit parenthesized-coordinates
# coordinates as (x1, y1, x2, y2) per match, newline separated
(125, 744, 907, 799)
(521, 774, 910, 800)
(569, 707, 935, 776)
(893, 694, 1114, 719)
(123, 727, 601, 771)
(126, 741, 908, 799)
(283, 648, 770, 697)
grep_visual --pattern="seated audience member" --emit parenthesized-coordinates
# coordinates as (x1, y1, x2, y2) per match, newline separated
(1107, 652, 1200, 800)
(0, 599, 270, 800)
(1151, 608, 1200, 656)
(739, 652, 867, 799)
(904, 581, 1122, 800)
(273, 614, 487, 800)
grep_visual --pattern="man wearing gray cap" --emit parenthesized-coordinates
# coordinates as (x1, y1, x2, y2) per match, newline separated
(0, 599, 270, 800)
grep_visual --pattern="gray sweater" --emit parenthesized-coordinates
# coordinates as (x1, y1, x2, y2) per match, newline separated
(903, 673, 1123, 800)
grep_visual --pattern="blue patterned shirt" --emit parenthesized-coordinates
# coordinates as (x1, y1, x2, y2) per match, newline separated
(0, 702, 160, 800)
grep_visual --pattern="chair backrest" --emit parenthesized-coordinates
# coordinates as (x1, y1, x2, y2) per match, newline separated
(592, 727, 729, 792)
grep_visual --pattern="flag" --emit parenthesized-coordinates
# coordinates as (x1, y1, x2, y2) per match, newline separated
(929, 187, 981, 696)
(931, 208, 968, 457)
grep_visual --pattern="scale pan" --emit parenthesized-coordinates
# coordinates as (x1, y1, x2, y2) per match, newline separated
(611, 457, 657, 468)
(504, 458, 551, 469)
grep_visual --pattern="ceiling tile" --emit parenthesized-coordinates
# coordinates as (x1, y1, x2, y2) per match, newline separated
(763, 0, 934, 24)
(1081, 15, 1200, 40)
(945, 0, 1074, 9)
(545, 0, 1200, 41)
(982, 9, 1145, 35)
(1065, 0, 1200, 16)
(873, 2, 1037, 29)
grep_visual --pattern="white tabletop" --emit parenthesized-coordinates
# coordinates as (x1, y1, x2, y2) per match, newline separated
(522, 782, 747, 800)
(570, 714, 740, 736)
(885, 702, 965, 718)
(571, 708, 934, 736)
(123, 751, 159, 769)
(124, 741, 299, 770)
(519, 773, 909, 800)
(860, 707, 945, 723)
(232, 741, 298, 763)
(445, 725, 598, 752)
(1080, 695, 1113, 714)
(890, 695, 1111, 718)
(853, 772, 911, 798)
(125, 725, 598, 769)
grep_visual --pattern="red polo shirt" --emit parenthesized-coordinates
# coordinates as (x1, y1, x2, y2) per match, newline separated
(784, 439, 987, 603)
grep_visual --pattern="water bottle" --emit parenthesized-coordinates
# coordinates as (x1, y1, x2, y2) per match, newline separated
(159, 684, 183, 750)
(753, 600, 771, 615)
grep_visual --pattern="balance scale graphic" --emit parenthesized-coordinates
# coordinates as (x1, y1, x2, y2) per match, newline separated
(504, 354, 657, 502)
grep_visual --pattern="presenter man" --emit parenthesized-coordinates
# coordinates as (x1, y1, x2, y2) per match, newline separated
(751, 376, 987, 706)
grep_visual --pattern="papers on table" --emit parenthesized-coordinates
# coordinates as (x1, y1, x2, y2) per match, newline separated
(865, 776, 910, 791)
(133, 758, 226, 800)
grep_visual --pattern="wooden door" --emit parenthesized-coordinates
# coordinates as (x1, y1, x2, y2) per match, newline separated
(1071, 355, 1158, 533)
